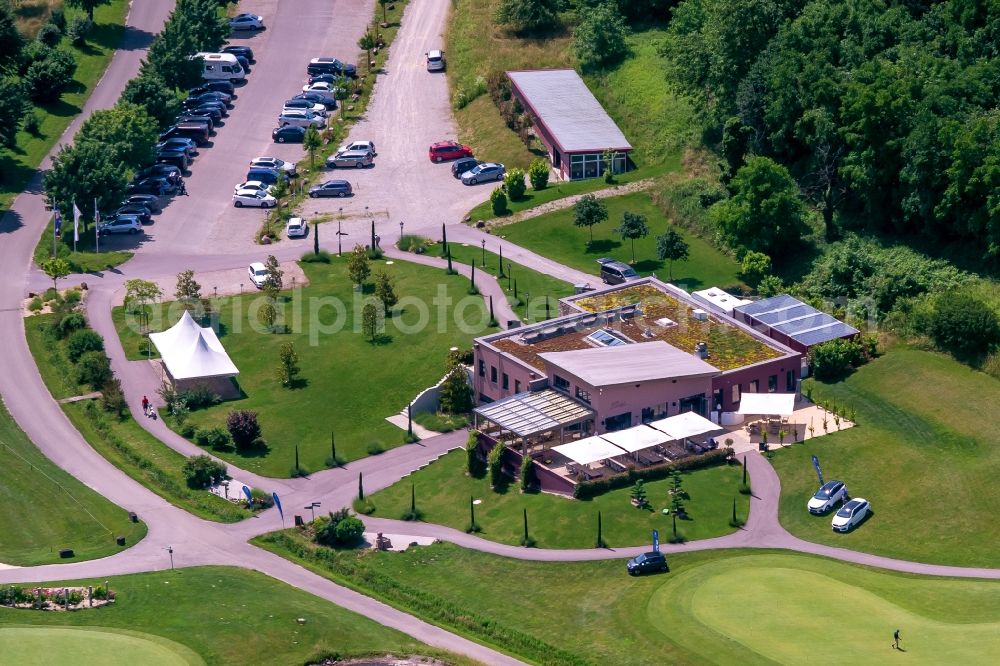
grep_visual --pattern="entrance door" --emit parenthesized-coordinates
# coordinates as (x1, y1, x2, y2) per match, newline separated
(679, 394, 707, 416)
(604, 412, 632, 432)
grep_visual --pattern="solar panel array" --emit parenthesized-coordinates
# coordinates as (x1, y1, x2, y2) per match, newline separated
(735, 295, 858, 347)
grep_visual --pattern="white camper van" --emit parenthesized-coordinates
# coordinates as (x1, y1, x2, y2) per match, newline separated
(194, 53, 245, 83)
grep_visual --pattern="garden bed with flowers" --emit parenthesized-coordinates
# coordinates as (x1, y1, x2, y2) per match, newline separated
(0, 584, 115, 611)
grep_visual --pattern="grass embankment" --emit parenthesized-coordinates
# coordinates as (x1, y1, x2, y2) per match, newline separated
(772, 346, 1000, 568)
(500, 191, 742, 291)
(253, 538, 1000, 666)
(0, 400, 146, 565)
(24, 314, 247, 523)
(113, 261, 492, 477)
(0, 567, 463, 666)
(368, 450, 747, 548)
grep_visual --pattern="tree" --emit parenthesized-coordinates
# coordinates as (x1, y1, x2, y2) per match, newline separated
(335, 86, 349, 119)
(810, 339, 866, 382)
(226, 410, 262, 451)
(67, 329, 104, 362)
(494, 0, 559, 34)
(721, 116, 752, 178)
(270, 178, 289, 212)
(490, 187, 508, 215)
(378, 0, 390, 24)
(76, 350, 112, 389)
(361, 302, 379, 342)
(573, 0, 630, 69)
(24, 48, 77, 103)
(78, 103, 159, 170)
(573, 194, 607, 244)
(347, 245, 371, 286)
(630, 479, 647, 507)
(182, 455, 227, 489)
(263, 255, 283, 300)
(44, 141, 130, 217)
(373, 270, 398, 310)
(64, 0, 111, 21)
(258, 301, 277, 332)
(929, 290, 1000, 359)
(145, 28, 201, 90)
(40, 258, 71, 294)
(504, 168, 526, 201)
(334, 515, 365, 544)
(668, 469, 686, 516)
(528, 159, 549, 190)
(277, 342, 300, 387)
(174, 270, 202, 311)
(616, 211, 649, 264)
(358, 31, 376, 72)
(710, 157, 807, 257)
(738, 250, 771, 289)
(0, 2, 24, 70)
(123, 279, 162, 329)
(487, 443, 505, 489)
(655, 229, 689, 281)
(119, 72, 181, 128)
(0, 78, 28, 148)
(439, 365, 473, 414)
(303, 126, 322, 170)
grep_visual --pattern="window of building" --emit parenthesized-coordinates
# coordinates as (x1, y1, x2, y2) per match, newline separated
(641, 407, 654, 423)
(749, 380, 759, 393)
(502, 373, 509, 390)
(514, 380, 522, 393)
(553, 375, 570, 392)
(490, 366, 497, 383)
(478, 360, 485, 377)
(732, 384, 741, 403)
(768, 374, 778, 392)
(786, 370, 795, 392)
(575, 386, 591, 403)
(604, 412, 632, 432)
(713, 389, 724, 412)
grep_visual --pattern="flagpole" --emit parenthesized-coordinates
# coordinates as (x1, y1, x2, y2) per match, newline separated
(94, 198, 100, 254)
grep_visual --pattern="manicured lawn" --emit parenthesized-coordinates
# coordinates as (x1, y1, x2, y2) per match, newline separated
(0, 567, 460, 666)
(254, 537, 1000, 666)
(0, 627, 201, 665)
(115, 261, 493, 477)
(500, 191, 743, 291)
(0, 401, 146, 566)
(368, 450, 748, 548)
(772, 346, 1000, 567)
(24, 313, 247, 523)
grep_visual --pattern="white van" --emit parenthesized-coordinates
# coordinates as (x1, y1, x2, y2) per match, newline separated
(194, 53, 245, 83)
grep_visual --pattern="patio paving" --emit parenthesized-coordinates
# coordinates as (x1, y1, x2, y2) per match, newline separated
(719, 402, 854, 455)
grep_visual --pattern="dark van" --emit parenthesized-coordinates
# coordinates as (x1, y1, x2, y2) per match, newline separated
(156, 149, 189, 171)
(160, 123, 210, 147)
(597, 258, 639, 285)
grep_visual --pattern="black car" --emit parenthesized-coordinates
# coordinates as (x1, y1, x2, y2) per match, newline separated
(307, 57, 357, 78)
(189, 80, 235, 96)
(291, 92, 337, 110)
(156, 149, 190, 171)
(188, 105, 223, 122)
(121, 194, 160, 213)
(156, 137, 198, 157)
(307, 72, 345, 86)
(175, 114, 214, 132)
(115, 204, 152, 224)
(138, 163, 182, 182)
(626, 552, 668, 576)
(128, 177, 177, 196)
(451, 157, 481, 179)
(272, 125, 306, 143)
(221, 44, 254, 62)
(234, 54, 251, 74)
(308, 180, 353, 198)
(184, 92, 232, 108)
(246, 167, 287, 187)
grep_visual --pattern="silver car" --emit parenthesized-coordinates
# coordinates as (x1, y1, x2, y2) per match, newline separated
(426, 49, 445, 72)
(326, 150, 373, 169)
(278, 110, 325, 128)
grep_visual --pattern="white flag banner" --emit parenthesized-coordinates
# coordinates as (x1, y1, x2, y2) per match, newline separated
(72, 200, 81, 243)
(94, 198, 100, 253)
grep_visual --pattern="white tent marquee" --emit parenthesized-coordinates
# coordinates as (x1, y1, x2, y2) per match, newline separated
(552, 436, 627, 465)
(600, 425, 670, 453)
(149, 311, 239, 381)
(648, 412, 721, 441)
(736, 392, 796, 416)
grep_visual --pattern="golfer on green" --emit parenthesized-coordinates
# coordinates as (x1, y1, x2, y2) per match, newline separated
(893, 628, 901, 650)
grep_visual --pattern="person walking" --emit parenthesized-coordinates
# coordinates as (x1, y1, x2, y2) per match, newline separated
(141, 395, 150, 417)
(893, 628, 901, 650)
(178, 180, 188, 196)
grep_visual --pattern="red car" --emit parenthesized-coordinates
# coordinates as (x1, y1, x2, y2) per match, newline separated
(429, 140, 473, 162)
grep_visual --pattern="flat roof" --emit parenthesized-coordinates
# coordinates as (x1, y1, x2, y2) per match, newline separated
(691, 287, 751, 313)
(735, 294, 858, 347)
(474, 389, 594, 438)
(507, 69, 632, 153)
(539, 341, 719, 387)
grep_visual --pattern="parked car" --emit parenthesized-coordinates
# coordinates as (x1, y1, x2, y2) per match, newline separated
(272, 125, 306, 143)
(283, 99, 327, 116)
(292, 91, 337, 110)
(189, 81, 235, 96)
(597, 257, 639, 285)
(114, 204, 151, 224)
(233, 54, 251, 73)
(121, 194, 160, 213)
(426, 49, 445, 71)
(98, 214, 143, 235)
(156, 148, 190, 171)
(307, 72, 344, 86)
(307, 57, 357, 78)
(309, 180, 353, 198)
(160, 123, 210, 146)
(233, 189, 276, 208)
(221, 44, 254, 62)
(626, 552, 668, 576)
(286, 217, 307, 238)
(229, 13, 264, 31)
(137, 163, 181, 182)
(187, 105, 223, 122)
(233, 180, 272, 195)
(128, 176, 176, 196)
(246, 167, 288, 187)
(301, 81, 344, 95)
(248, 262, 268, 288)
(278, 110, 325, 128)
(338, 140, 376, 156)
(187, 98, 228, 116)
(808, 480, 848, 514)
(174, 114, 214, 132)
(832, 498, 870, 532)
(429, 140, 473, 162)
(250, 156, 297, 176)
(326, 150, 373, 169)
(156, 138, 198, 157)
(461, 162, 505, 185)
(186, 89, 232, 106)
(451, 157, 480, 178)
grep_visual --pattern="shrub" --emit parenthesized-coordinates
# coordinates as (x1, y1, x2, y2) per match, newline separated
(24, 48, 77, 103)
(301, 250, 332, 263)
(366, 440, 385, 455)
(315, 508, 359, 546)
(810, 338, 869, 382)
(334, 516, 365, 544)
(182, 455, 227, 489)
(226, 410, 261, 451)
(56, 312, 86, 338)
(22, 109, 41, 136)
(487, 442, 505, 490)
(573, 449, 728, 499)
(929, 290, 1000, 358)
(38, 24, 62, 47)
(180, 423, 195, 438)
(47, 9, 66, 32)
(67, 17, 92, 46)
(466, 430, 480, 475)
(528, 159, 549, 190)
(573, 0, 630, 69)
(520, 454, 535, 491)
(100, 377, 128, 418)
(75, 351, 112, 389)
(178, 384, 221, 410)
(28, 297, 43, 312)
(490, 187, 508, 215)
(194, 426, 233, 452)
(439, 365, 472, 414)
(504, 168, 526, 201)
(352, 497, 376, 514)
(66, 328, 104, 362)
(250, 487, 274, 508)
(737, 250, 772, 288)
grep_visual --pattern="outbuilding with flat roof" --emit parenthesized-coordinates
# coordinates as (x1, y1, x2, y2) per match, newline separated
(507, 69, 632, 181)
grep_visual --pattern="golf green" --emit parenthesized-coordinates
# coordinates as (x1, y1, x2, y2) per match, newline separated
(648, 554, 1000, 665)
(0, 626, 203, 665)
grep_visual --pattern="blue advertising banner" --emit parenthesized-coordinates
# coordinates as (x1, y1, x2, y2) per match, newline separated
(242, 485, 253, 507)
(811, 455, 824, 485)
(652, 529, 660, 553)
(272, 492, 283, 521)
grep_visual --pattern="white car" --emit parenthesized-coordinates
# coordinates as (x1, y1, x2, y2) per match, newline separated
(831, 498, 870, 532)
(282, 101, 327, 117)
(338, 140, 376, 156)
(426, 49, 445, 72)
(250, 156, 297, 176)
(807, 480, 847, 514)
(277, 110, 325, 128)
(233, 190, 276, 208)
(248, 262, 268, 288)
(286, 217, 307, 238)
(229, 13, 263, 31)
(233, 180, 272, 195)
(301, 81, 343, 95)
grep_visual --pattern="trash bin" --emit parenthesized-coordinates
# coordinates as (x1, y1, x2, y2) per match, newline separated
(294, 515, 304, 527)
(128, 511, 138, 523)
(59, 549, 74, 559)
(116, 536, 126, 546)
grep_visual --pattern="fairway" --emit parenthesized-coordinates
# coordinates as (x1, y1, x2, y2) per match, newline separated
(0, 626, 202, 665)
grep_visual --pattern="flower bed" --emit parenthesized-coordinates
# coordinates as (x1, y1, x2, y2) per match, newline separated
(0, 585, 115, 611)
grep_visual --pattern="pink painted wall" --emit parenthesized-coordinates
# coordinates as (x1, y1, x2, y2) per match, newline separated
(711, 355, 802, 413)
(473, 344, 540, 403)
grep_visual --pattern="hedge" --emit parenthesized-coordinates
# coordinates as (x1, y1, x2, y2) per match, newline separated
(572, 449, 729, 499)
